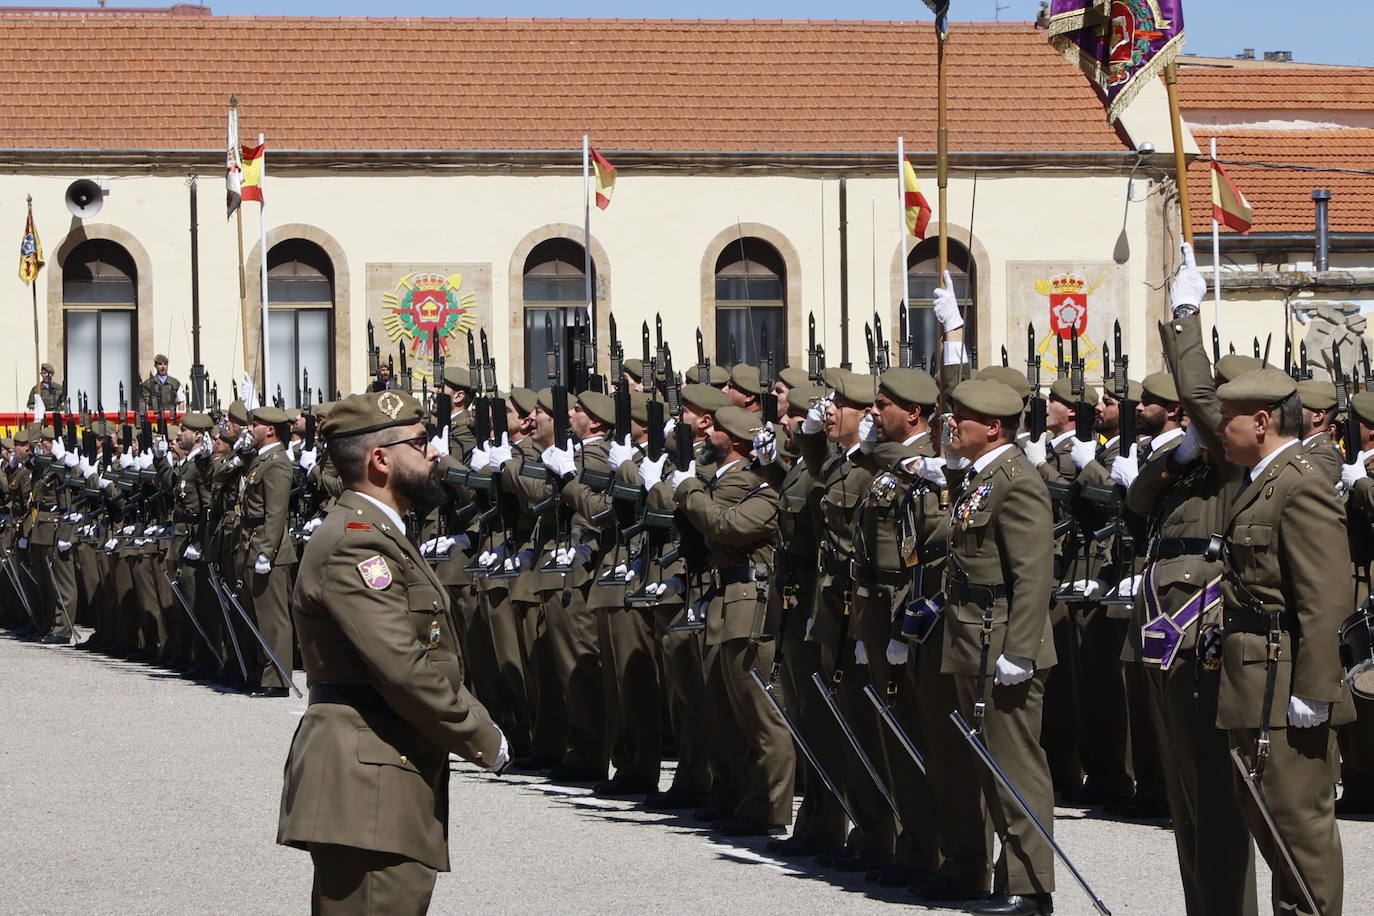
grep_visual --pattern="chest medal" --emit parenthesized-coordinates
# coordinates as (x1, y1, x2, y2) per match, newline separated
(426, 618, 442, 649)
(954, 483, 994, 530)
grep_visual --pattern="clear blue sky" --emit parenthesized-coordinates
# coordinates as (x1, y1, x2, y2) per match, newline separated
(17, 0, 1371, 66)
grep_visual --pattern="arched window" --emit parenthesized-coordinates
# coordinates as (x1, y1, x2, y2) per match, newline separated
(904, 239, 976, 367)
(267, 239, 334, 407)
(63, 239, 136, 409)
(522, 238, 594, 389)
(714, 238, 785, 368)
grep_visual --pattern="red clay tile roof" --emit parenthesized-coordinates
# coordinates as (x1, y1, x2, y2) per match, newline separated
(0, 18, 1129, 153)
(1189, 129, 1374, 234)
(1178, 63, 1374, 111)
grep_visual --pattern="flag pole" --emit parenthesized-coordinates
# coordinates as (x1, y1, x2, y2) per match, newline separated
(896, 137, 908, 310)
(582, 134, 595, 378)
(934, 16, 950, 402)
(1164, 63, 1194, 246)
(231, 96, 252, 381)
(1210, 137, 1223, 337)
(257, 131, 271, 405)
(28, 196, 40, 408)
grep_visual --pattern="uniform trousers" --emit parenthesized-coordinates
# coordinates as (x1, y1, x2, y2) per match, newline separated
(246, 564, 294, 689)
(542, 583, 608, 776)
(704, 636, 795, 825)
(480, 584, 533, 758)
(657, 609, 713, 795)
(308, 842, 436, 916)
(605, 604, 662, 788)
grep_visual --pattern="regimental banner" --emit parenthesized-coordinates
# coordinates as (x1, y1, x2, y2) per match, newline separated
(365, 263, 492, 384)
(1006, 261, 1127, 378)
(1047, 0, 1185, 124)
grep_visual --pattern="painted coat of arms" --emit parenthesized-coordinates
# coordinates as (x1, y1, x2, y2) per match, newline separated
(379, 272, 479, 382)
(1035, 272, 1105, 376)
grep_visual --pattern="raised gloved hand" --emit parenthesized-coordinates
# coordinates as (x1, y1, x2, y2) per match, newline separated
(57, 539, 72, 552)
(541, 442, 577, 479)
(1115, 574, 1141, 599)
(234, 428, 255, 455)
(643, 577, 684, 600)
(1069, 437, 1097, 471)
(932, 270, 965, 332)
(885, 638, 909, 666)
(940, 417, 971, 470)
(135, 452, 153, 471)
(487, 434, 513, 469)
(801, 397, 830, 435)
(853, 640, 869, 666)
(430, 427, 450, 457)
(153, 437, 168, 458)
(902, 455, 948, 486)
(200, 432, 214, 455)
(1021, 431, 1049, 468)
(119, 452, 134, 470)
(1169, 242, 1208, 310)
(753, 426, 778, 466)
(303, 517, 324, 535)
(662, 418, 677, 440)
(1173, 422, 1203, 465)
(670, 460, 697, 490)
(1288, 695, 1330, 728)
(182, 544, 202, 561)
(77, 455, 94, 477)
(858, 412, 880, 454)
(994, 653, 1035, 686)
(468, 445, 491, 473)
(50, 437, 67, 460)
(639, 454, 668, 490)
(607, 435, 636, 472)
(298, 447, 317, 472)
(1110, 443, 1140, 488)
(254, 553, 271, 575)
(1341, 458, 1368, 492)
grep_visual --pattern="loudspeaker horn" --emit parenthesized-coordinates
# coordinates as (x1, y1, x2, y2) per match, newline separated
(65, 179, 105, 219)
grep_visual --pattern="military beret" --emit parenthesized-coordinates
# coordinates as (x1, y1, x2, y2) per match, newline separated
(787, 385, 826, 414)
(1296, 379, 1338, 412)
(821, 366, 847, 389)
(832, 371, 877, 406)
(1140, 372, 1179, 403)
(1216, 354, 1263, 383)
(250, 406, 290, 425)
(629, 391, 650, 425)
(682, 383, 731, 414)
(285, 407, 302, 421)
(535, 388, 558, 414)
(779, 367, 810, 390)
(227, 399, 249, 425)
(0, 438, 11, 450)
(1048, 378, 1100, 407)
(881, 368, 939, 407)
(685, 364, 730, 387)
(1216, 367, 1297, 404)
(86, 420, 110, 438)
(714, 405, 762, 442)
(577, 391, 616, 427)
(41, 362, 54, 373)
(621, 358, 645, 382)
(728, 363, 764, 396)
(313, 401, 335, 420)
(39, 425, 56, 439)
(321, 389, 425, 439)
(180, 412, 214, 432)
(977, 366, 1032, 401)
(952, 379, 1023, 418)
(13, 427, 31, 444)
(443, 366, 474, 390)
(509, 387, 538, 417)
(154, 354, 169, 364)
(1351, 391, 1374, 425)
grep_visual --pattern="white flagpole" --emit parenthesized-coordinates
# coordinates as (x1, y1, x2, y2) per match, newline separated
(582, 134, 593, 326)
(258, 131, 271, 405)
(1210, 136, 1223, 338)
(897, 137, 908, 304)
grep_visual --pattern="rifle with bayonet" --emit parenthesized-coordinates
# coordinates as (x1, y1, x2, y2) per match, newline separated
(899, 305, 916, 370)
(1026, 323, 1047, 441)
(759, 326, 778, 424)
(807, 312, 826, 383)
(874, 312, 891, 373)
(1334, 346, 1359, 466)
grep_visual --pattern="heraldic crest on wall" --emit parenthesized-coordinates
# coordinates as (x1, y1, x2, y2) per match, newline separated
(380, 272, 479, 381)
(1035, 271, 1106, 376)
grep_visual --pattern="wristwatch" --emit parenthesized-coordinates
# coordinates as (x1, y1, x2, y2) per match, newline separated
(1172, 303, 1199, 318)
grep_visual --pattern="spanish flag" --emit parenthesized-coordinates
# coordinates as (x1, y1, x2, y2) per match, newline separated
(591, 147, 616, 210)
(241, 141, 265, 205)
(19, 198, 43, 285)
(1211, 158, 1252, 234)
(902, 157, 932, 240)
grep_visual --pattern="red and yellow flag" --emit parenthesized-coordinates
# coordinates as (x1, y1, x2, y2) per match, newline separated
(19, 198, 43, 285)
(902, 157, 932, 239)
(591, 147, 616, 210)
(1210, 158, 1252, 234)
(241, 141, 265, 205)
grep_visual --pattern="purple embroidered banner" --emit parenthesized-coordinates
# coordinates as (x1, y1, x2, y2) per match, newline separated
(1047, 0, 1186, 124)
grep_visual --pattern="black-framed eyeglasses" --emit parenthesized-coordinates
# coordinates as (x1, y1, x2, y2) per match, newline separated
(377, 433, 430, 454)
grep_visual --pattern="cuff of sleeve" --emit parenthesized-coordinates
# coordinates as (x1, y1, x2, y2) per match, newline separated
(943, 341, 968, 365)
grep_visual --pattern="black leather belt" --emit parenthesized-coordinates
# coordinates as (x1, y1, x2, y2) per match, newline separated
(309, 683, 387, 711)
(1224, 608, 1293, 636)
(948, 577, 1008, 601)
(241, 515, 265, 528)
(720, 565, 762, 586)
(174, 511, 199, 523)
(1149, 537, 1212, 561)
(854, 565, 907, 587)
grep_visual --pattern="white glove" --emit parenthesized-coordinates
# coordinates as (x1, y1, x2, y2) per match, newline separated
(645, 578, 683, 600)
(1072, 579, 1104, 600)
(900, 455, 948, 486)
(1173, 423, 1203, 464)
(241, 372, 259, 411)
(607, 435, 636, 472)
(671, 460, 697, 490)
(885, 638, 909, 666)
(1115, 574, 1141, 599)
(1287, 695, 1330, 728)
(662, 418, 677, 440)
(932, 270, 965, 332)
(753, 426, 778, 466)
(430, 427, 450, 457)
(555, 545, 593, 567)
(62, 451, 79, 468)
(502, 550, 533, 573)
(612, 562, 639, 583)
(468, 445, 491, 472)
(226, 454, 243, 470)
(303, 517, 324, 534)
(298, 447, 317, 472)
(135, 452, 153, 470)
(858, 413, 880, 454)
(1069, 437, 1097, 471)
(489, 729, 510, 772)
(487, 434, 513, 469)
(234, 428, 254, 454)
(57, 539, 71, 552)
(853, 640, 869, 666)
(103, 538, 116, 551)
(153, 437, 168, 457)
(541, 442, 577, 479)
(994, 653, 1035, 686)
(200, 432, 214, 455)
(801, 398, 829, 435)
(254, 553, 271, 574)
(182, 544, 202, 561)
(1169, 242, 1208, 310)
(50, 437, 66, 460)
(940, 418, 972, 470)
(1021, 431, 1049, 468)
(1341, 459, 1368, 492)
(420, 537, 447, 558)
(1110, 444, 1139, 488)
(478, 549, 500, 568)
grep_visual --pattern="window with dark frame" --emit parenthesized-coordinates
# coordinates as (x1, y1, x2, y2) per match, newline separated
(714, 238, 786, 369)
(266, 239, 335, 407)
(522, 238, 594, 390)
(62, 238, 137, 410)
(903, 238, 976, 368)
